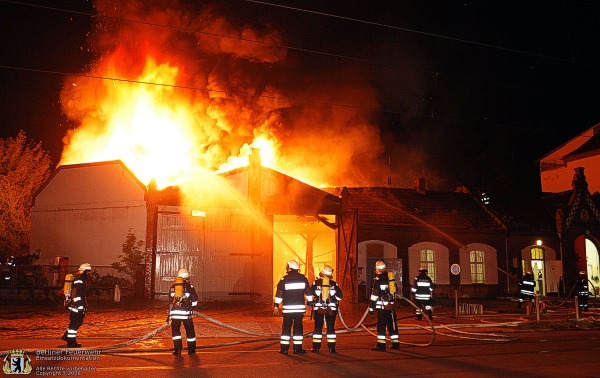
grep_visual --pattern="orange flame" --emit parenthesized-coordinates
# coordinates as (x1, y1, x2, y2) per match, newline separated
(61, 58, 280, 189)
(59, 2, 395, 192)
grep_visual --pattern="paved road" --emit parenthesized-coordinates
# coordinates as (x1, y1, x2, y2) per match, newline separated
(7, 329, 600, 377)
(2, 300, 600, 377)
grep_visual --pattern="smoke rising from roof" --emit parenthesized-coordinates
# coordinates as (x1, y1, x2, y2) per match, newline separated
(59, 0, 438, 189)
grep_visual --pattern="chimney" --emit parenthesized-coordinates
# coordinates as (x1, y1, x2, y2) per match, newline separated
(415, 178, 426, 195)
(248, 148, 262, 209)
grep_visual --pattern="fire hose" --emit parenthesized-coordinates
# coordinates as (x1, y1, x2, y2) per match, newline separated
(2, 296, 531, 357)
(337, 295, 437, 347)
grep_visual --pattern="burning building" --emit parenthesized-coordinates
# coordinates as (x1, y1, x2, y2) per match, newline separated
(31, 152, 340, 301)
(28, 0, 567, 302)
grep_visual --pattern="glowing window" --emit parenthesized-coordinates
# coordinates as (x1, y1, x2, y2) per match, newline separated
(470, 250, 485, 283)
(419, 249, 436, 282)
(531, 247, 544, 260)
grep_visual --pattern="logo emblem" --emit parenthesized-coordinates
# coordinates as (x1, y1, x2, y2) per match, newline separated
(2, 349, 32, 375)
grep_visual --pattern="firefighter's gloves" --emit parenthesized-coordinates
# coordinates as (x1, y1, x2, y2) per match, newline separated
(273, 306, 280, 316)
(369, 307, 375, 314)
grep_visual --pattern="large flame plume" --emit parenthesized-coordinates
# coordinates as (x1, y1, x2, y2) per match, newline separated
(59, 0, 390, 192)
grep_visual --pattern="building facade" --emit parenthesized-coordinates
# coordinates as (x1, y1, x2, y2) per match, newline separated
(539, 123, 600, 295)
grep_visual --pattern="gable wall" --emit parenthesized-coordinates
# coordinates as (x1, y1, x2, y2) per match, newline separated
(31, 163, 147, 269)
(541, 155, 600, 194)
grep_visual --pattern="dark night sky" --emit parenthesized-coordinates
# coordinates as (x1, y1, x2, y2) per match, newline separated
(2, 0, 600, 207)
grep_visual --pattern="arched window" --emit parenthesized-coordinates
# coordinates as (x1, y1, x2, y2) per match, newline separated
(419, 249, 436, 282)
(530, 247, 544, 261)
(470, 250, 485, 283)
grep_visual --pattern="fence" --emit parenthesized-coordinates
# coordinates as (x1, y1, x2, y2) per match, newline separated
(1, 264, 133, 288)
(458, 302, 484, 316)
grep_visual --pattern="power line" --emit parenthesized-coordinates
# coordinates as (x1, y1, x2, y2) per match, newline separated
(1, 0, 599, 112)
(0, 64, 388, 113)
(241, 0, 600, 69)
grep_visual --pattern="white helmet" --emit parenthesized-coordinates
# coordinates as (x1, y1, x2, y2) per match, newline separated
(375, 260, 386, 272)
(177, 268, 190, 279)
(287, 260, 300, 270)
(78, 263, 92, 271)
(320, 265, 333, 277)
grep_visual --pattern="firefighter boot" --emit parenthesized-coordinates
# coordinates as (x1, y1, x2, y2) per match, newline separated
(67, 339, 81, 348)
(391, 342, 400, 350)
(279, 345, 289, 355)
(293, 346, 307, 354)
(61, 331, 68, 342)
(173, 339, 183, 355)
(371, 343, 386, 352)
(311, 344, 320, 353)
(188, 340, 196, 355)
(427, 309, 433, 319)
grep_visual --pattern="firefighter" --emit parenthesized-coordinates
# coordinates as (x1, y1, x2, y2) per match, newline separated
(517, 269, 536, 310)
(274, 260, 314, 355)
(575, 270, 590, 312)
(369, 260, 400, 351)
(168, 268, 199, 355)
(61, 263, 92, 348)
(310, 265, 343, 354)
(412, 267, 434, 320)
(1, 256, 14, 285)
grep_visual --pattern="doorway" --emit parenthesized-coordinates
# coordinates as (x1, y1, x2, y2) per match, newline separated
(586, 238, 600, 295)
(531, 260, 545, 296)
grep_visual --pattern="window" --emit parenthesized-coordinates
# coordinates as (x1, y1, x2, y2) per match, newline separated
(470, 250, 485, 283)
(419, 249, 436, 282)
(366, 243, 384, 258)
(531, 247, 544, 260)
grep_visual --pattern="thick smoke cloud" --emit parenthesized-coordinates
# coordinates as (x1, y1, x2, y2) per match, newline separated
(60, 0, 434, 189)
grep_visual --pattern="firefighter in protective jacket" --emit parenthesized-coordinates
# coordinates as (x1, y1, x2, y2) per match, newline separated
(369, 261, 400, 351)
(168, 268, 199, 355)
(517, 269, 536, 309)
(61, 263, 91, 348)
(274, 260, 314, 355)
(575, 270, 590, 312)
(412, 267, 434, 320)
(310, 265, 343, 354)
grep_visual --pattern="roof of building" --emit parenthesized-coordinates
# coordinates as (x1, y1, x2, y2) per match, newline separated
(539, 123, 600, 170)
(337, 186, 506, 231)
(565, 131, 600, 160)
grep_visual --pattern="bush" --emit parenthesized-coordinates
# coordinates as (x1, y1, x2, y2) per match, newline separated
(111, 229, 145, 285)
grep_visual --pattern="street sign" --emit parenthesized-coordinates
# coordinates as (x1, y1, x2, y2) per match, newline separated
(451, 264, 461, 275)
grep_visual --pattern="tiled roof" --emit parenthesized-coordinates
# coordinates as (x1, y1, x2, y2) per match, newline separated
(341, 187, 505, 231)
(565, 131, 600, 160)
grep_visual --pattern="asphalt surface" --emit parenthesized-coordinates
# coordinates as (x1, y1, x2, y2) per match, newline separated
(2, 296, 600, 378)
(1, 296, 598, 352)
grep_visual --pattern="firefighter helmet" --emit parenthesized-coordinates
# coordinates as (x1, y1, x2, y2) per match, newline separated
(287, 260, 300, 270)
(526, 269, 532, 274)
(419, 266, 428, 274)
(375, 260, 386, 273)
(177, 268, 190, 279)
(78, 263, 92, 271)
(320, 265, 333, 277)
(579, 270, 586, 276)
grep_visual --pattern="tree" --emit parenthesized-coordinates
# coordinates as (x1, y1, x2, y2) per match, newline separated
(0, 131, 52, 256)
(111, 229, 145, 285)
